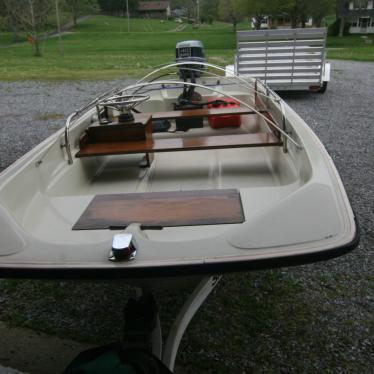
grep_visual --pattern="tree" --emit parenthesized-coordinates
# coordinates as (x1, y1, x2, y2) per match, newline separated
(200, 0, 219, 20)
(0, 0, 20, 41)
(292, 0, 309, 28)
(181, 0, 197, 21)
(285, 0, 335, 28)
(64, 0, 99, 26)
(238, 0, 295, 30)
(278, 0, 303, 28)
(336, 0, 351, 36)
(2, 0, 52, 56)
(218, 0, 246, 32)
(307, 0, 336, 27)
(242, 0, 271, 29)
(98, 0, 139, 16)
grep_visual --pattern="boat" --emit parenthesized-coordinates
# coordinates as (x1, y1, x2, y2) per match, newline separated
(0, 41, 358, 281)
(0, 41, 359, 371)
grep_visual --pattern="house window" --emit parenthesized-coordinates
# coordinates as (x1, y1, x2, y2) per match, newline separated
(353, 0, 369, 9)
(359, 17, 370, 28)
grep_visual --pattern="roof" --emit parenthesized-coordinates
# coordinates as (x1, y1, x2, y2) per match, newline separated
(138, 1, 170, 12)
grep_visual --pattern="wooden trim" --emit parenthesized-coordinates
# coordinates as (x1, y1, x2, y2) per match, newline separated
(73, 189, 245, 230)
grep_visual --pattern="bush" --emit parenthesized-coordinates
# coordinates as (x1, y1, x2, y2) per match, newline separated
(206, 15, 214, 25)
(328, 18, 351, 36)
(200, 15, 214, 25)
(0, 16, 7, 31)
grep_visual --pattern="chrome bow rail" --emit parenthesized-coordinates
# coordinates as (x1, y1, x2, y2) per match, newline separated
(62, 87, 120, 164)
(120, 79, 302, 151)
(61, 62, 301, 165)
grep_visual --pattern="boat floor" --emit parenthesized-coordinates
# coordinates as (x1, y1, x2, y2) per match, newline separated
(18, 147, 298, 244)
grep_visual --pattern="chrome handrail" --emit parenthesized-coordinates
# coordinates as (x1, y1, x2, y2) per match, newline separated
(62, 112, 77, 165)
(133, 62, 287, 138)
(61, 66, 300, 166)
(62, 87, 120, 165)
(254, 78, 290, 152)
(121, 80, 302, 150)
(133, 61, 280, 101)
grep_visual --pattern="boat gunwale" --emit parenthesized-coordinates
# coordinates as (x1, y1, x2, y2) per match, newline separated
(0, 214, 359, 280)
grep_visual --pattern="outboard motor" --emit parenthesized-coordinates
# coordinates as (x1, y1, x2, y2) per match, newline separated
(174, 40, 206, 131)
(176, 40, 206, 80)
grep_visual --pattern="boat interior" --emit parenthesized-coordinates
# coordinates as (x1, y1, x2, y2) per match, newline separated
(0, 65, 314, 252)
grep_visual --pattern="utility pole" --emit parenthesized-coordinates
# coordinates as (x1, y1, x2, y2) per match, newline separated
(54, 0, 64, 56)
(197, 0, 200, 26)
(126, 0, 130, 32)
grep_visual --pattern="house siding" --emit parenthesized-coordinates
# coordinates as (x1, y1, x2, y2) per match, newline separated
(348, 1, 374, 33)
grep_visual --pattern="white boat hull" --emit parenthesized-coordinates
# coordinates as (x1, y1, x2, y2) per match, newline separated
(0, 75, 358, 280)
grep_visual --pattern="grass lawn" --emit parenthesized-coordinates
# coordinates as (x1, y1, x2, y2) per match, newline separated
(327, 35, 374, 61)
(0, 32, 19, 45)
(0, 16, 236, 80)
(0, 15, 373, 81)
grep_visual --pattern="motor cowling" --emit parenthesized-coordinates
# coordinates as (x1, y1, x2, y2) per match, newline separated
(176, 40, 206, 79)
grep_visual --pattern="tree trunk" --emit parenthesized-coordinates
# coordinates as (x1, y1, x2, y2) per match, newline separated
(34, 36, 41, 57)
(73, 14, 77, 26)
(55, 0, 64, 56)
(314, 17, 322, 28)
(11, 23, 20, 42)
(255, 16, 262, 30)
(339, 16, 345, 37)
(290, 11, 297, 28)
(29, 0, 41, 57)
(301, 18, 306, 28)
(233, 19, 237, 33)
(12, 32, 19, 42)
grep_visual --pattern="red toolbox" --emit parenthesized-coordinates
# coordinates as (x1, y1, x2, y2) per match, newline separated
(207, 98, 242, 129)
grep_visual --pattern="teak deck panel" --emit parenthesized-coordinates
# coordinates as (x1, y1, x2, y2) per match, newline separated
(73, 189, 244, 230)
(76, 133, 282, 158)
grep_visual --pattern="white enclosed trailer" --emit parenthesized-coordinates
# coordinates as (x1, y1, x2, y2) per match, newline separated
(227, 28, 331, 92)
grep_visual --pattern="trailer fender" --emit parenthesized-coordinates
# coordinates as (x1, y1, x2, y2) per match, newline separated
(323, 62, 331, 83)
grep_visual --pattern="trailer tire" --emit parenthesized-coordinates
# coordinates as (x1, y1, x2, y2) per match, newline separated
(318, 82, 328, 94)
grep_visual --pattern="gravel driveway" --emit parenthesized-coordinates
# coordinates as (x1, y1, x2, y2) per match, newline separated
(0, 60, 373, 373)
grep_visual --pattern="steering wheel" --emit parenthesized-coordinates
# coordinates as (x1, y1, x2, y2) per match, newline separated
(98, 94, 150, 112)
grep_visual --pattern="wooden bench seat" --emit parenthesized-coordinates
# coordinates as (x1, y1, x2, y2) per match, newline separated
(76, 132, 282, 158)
(149, 107, 265, 120)
(76, 106, 282, 159)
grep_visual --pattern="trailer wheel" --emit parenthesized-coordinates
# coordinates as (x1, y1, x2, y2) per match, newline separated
(318, 82, 328, 94)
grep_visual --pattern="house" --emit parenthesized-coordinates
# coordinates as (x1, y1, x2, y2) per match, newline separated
(171, 8, 188, 18)
(138, 1, 171, 19)
(348, 0, 374, 33)
(251, 15, 313, 30)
